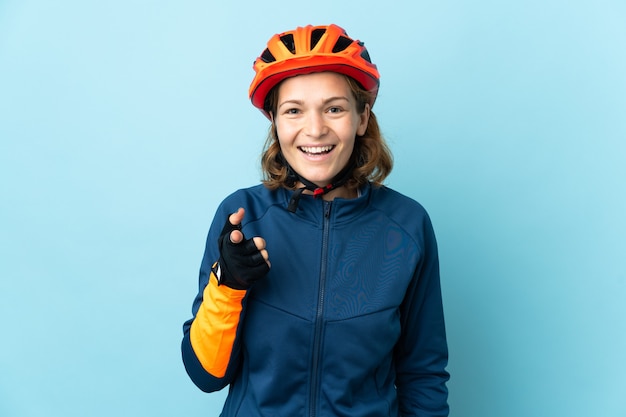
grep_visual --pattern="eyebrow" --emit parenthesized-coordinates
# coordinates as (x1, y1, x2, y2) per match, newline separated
(278, 96, 350, 109)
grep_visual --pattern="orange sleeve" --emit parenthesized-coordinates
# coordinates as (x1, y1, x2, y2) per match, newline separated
(189, 269, 247, 378)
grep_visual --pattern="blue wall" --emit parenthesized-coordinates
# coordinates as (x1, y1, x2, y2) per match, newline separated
(1, 1, 624, 416)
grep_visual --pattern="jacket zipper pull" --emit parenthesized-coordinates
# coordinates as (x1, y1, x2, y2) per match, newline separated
(324, 201, 332, 219)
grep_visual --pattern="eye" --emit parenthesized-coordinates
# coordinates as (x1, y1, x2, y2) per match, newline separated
(284, 108, 300, 115)
(327, 106, 343, 114)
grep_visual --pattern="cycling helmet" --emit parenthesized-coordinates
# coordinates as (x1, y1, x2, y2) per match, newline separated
(249, 24, 380, 118)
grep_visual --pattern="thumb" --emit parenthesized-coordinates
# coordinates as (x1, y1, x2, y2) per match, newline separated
(229, 207, 245, 226)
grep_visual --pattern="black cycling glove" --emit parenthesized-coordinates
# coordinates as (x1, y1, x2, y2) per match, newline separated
(212, 215, 269, 290)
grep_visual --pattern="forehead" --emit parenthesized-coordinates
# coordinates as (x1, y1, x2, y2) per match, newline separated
(277, 72, 352, 100)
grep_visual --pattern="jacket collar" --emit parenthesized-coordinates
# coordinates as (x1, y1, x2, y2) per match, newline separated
(278, 182, 372, 225)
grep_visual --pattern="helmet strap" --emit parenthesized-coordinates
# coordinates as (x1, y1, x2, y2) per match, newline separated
(284, 155, 355, 213)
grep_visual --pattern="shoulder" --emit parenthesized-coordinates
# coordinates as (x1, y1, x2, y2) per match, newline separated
(368, 185, 436, 242)
(369, 185, 430, 219)
(217, 184, 284, 224)
(221, 184, 273, 204)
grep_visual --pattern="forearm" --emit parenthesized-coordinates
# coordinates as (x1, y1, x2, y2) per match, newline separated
(181, 271, 247, 392)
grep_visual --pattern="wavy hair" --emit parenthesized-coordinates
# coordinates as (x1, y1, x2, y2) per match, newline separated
(260, 74, 393, 191)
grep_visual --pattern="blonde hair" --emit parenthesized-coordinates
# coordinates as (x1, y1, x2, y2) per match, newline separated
(260, 74, 393, 190)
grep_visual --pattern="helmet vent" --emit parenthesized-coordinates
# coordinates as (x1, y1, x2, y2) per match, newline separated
(359, 42, 372, 63)
(332, 36, 353, 53)
(310, 28, 326, 49)
(280, 34, 296, 54)
(260, 48, 276, 63)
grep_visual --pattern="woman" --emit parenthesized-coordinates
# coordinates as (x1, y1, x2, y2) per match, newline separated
(182, 24, 450, 416)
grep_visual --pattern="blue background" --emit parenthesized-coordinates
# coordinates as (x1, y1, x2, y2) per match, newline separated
(1, 1, 625, 416)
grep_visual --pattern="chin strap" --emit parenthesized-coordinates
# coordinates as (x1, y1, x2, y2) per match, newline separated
(286, 159, 355, 213)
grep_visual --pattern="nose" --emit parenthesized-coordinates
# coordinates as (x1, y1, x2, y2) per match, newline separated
(304, 111, 328, 139)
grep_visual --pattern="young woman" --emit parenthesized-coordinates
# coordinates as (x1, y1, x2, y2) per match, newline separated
(182, 24, 450, 416)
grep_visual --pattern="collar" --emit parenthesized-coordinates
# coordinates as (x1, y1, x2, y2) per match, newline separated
(279, 182, 372, 225)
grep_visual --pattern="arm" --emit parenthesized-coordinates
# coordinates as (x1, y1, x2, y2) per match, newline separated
(181, 207, 269, 392)
(181, 271, 247, 392)
(395, 213, 450, 416)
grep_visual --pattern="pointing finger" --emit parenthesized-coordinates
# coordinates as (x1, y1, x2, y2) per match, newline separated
(230, 230, 244, 244)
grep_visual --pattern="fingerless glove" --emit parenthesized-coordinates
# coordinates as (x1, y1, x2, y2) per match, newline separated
(212, 216, 269, 290)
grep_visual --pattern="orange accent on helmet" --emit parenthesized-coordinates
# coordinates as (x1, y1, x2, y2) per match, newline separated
(249, 24, 380, 118)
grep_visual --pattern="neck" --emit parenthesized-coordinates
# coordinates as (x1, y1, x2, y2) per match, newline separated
(283, 157, 357, 212)
(297, 183, 357, 200)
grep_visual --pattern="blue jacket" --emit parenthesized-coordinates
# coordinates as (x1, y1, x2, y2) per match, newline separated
(182, 183, 449, 416)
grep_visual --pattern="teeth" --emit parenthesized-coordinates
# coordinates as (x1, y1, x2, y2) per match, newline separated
(300, 145, 333, 154)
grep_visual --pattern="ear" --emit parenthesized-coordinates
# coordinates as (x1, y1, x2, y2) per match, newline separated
(356, 103, 370, 136)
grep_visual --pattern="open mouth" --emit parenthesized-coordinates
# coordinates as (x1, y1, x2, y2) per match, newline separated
(298, 145, 335, 155)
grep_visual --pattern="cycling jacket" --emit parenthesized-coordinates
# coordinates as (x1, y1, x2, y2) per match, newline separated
(182, 183, 449, 416)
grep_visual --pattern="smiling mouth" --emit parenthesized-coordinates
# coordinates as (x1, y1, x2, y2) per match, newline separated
(299, 145, 335, 155)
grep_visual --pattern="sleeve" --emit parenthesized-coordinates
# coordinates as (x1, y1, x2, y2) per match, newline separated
(395, 212, 450, 417)
(181, 201, 248, 393)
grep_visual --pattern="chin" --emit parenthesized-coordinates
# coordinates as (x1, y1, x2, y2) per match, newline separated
(304, 174, 334, 186)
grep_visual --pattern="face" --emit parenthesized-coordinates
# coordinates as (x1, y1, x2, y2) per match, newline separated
(273, 72, 369, 190)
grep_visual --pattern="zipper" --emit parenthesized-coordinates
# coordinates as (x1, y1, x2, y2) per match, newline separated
(309, 200, 332, 417)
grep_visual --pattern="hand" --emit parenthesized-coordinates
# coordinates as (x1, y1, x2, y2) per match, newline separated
(214, 208, 270, 290)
